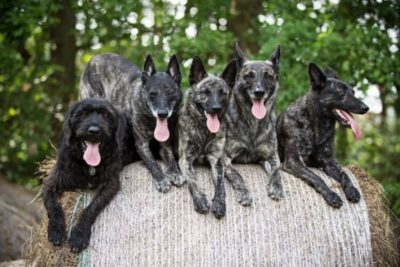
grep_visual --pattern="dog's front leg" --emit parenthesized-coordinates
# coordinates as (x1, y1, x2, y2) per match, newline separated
(207, 156, 226, 219)
(179, 156, 209, 214)
(68, 178, 120, 253)
(322, 158, 360, 203)
(262, 151, 284, 200)
(223, 156, 252, 206)
(282, 140, 343, 208)
(136, 141, 171, 193)
(42, 174, 66, 246)
(160, 142, 185, 187)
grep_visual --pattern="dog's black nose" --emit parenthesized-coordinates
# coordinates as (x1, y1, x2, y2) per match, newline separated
(361, 104, 369, 114)
(254, 90, 265, 98)
(87, 126, 100, 135)
(211, 104, 222, 113)
(157, 109, 169, 119)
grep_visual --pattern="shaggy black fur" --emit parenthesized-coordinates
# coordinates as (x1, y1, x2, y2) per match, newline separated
(42, 98, 138, 253)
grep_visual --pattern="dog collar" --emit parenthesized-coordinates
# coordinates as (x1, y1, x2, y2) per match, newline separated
(88, 167, 96, 176)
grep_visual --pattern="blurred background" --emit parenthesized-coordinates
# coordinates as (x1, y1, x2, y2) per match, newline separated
(0, 0, 398, 262)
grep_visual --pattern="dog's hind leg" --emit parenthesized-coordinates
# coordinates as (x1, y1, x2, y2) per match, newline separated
(223, 157, 252, 206)
(179, 156, 209, 214)
(42, 172, 66, 246)
(321, 158, 361, 203)
(207, 156, 226, 219)
(68, 177, 120, 253)
(282, 141, 343, 208)
(262, 152, 284, 200)
(136, 141, 171, 193)
(160, 142, 185, 187)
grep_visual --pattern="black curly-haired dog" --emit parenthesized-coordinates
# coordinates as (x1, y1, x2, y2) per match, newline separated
(42, 98, 138, 252)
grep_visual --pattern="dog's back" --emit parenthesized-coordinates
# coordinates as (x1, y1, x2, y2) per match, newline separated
(80, 53, 141, 113)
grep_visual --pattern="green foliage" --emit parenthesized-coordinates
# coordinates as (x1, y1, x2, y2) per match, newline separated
(0, 0, 399, 215)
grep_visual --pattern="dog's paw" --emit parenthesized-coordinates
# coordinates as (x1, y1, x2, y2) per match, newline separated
(167, 172, 186, 187)
(156, 179, 171, 193)
(193, 195, 210, 214)
(324, 191, 343, 208)
(238, 191, 252, 206)
(211, 199, 226, 219)
(48, 222, 66, 246)
(344, 186, 361, 203)
(268, 180, 284, 201)
(69, 226, 91, 253)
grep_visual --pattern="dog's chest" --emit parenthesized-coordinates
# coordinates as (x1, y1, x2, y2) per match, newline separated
(296, 119, 335, 159)
(226, 119, 274, 162)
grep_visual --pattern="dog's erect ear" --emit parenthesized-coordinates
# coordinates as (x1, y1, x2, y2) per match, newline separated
(324, 66, 339, 79)
(166, 55, 182, 86)
(269, 45, 280, 74)
(235, 42, 247, 70)
(221, 59, 237, 89)
(189, 56, 208, 86)
(142, 55, 156, 84)
(62, 101, 79, 147)
(308, 63, 327, 90)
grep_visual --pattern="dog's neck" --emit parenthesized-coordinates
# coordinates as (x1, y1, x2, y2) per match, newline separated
(305, 92, 336, 144)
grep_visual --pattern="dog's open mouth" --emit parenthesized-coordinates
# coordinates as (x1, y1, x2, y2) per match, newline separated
(251, 98, 266, 120)
(333, 108, 362, 140)
(82, 141, 101, 166)
(205, 112, 220, 133)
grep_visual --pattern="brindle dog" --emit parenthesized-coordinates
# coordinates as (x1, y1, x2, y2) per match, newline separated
(276, 63, 369, 208)
(178, 57, 236, 218)
(223, 44, 284, 206)
(80, 53, 183, 193)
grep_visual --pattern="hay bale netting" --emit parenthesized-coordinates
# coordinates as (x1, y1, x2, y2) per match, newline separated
(26, 161, 398, 266)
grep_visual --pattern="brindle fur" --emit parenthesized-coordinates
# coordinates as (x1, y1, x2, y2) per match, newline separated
(223, 44, 284, 205)
(276, 63, 369, 208)
(80, 53, 183, 193)
(178, 57, 237, 218)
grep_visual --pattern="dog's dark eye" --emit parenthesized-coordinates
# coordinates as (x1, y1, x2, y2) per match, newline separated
(244, 72, 254, 83)
(204, 88, 211, 95)
(149, 91, 157, 98)
(219, 88, 226, 95)
(264, 72, 271, 80)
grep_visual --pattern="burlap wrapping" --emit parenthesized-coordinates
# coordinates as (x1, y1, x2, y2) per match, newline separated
(75, 162, 372, 267)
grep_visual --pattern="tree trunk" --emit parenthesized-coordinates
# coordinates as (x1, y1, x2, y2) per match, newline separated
(227, 0, 263, 55)
(378, 85, 387, 128)
(335, 127, 349, 163)
(49, 0, 77, 104)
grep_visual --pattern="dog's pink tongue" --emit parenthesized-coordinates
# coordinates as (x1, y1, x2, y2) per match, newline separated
(205, 113, 220, 133)
(83, 141, 101, 167)
(340, 110, 362, 140)
(154, 118, 170, 142)
(251, 99, 267, 119)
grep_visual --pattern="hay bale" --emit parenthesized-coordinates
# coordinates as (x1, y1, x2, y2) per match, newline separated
(348, 165, 398, 266)
(26, 162, 398, 266)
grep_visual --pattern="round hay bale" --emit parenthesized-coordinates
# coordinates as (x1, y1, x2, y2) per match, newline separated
(26, 162, 398, 266)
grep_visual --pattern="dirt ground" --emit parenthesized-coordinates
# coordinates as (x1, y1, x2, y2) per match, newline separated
(0, 175, 44, 262)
